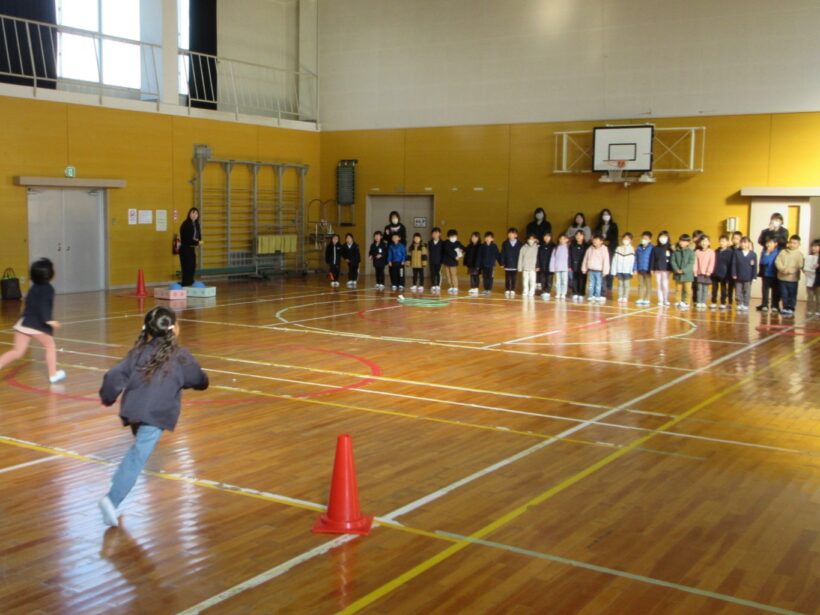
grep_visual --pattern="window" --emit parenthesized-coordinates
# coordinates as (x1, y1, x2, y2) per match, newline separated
(177, 0, 189, 94)
(55, 0, 141, 89)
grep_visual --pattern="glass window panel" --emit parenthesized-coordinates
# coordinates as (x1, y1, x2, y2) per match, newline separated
(102, 40, 140, 88)
(58, 32, 99, 82)
(56, 0, 99, 31)
(101, 0, 139, 40)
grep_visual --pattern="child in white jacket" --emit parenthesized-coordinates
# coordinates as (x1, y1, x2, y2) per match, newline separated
(611, 233, 636, 303)
(518, 234, 540, 297)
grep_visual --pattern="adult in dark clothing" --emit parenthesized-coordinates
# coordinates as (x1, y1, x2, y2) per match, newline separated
(757, 213, 789, 248)
(384, 211, 407, 245)
(594, 208, 619, 292)
(179, 207, 202, 286)
(525, 208, 552, 243)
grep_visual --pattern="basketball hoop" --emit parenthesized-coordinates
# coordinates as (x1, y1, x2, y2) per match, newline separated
(600, 159, 626, 183)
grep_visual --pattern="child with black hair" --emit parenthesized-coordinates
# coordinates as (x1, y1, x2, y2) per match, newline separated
(0, 258, 65, 384)
(582, 234, 611, 303)
(671, 234, 695, 309)
(518, 233, 540, 297)
(652, 231, 673, 306)
(387, 233, 407, 291)
(537, 231, 554, 300)
(325, 234, 342, 288)
(731, 236, 757, 312)
(369, 231, 388, 290)
(408, 232, 428, 292)
(550, 234, 570, 300)
(384, 211, 407, 245)
(611, 232, 636, 304)
(98, 307, 209, 527)
(464, 231, 482, 295)
(341, 233, 361, 289)
(442, 229, 465, 294)
(568, 230, 588, 301)
(634, 231, 654, 305)
(757, 237, 781, 312)
(478, 231, 500, 295)
(694, 235, 715, 309)
(711, 235, 734, 309)
(428, 228, 444, 293)
(501, 227, 522, 298)
(805, 239, 820, 316)
(775, 235, 804, 317)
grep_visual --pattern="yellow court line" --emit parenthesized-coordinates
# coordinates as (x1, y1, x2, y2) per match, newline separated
(338, 335, 820, 614)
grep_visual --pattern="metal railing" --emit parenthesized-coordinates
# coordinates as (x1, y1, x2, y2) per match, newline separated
(178, 49, 317, 122)
(0, 13, 161, 105)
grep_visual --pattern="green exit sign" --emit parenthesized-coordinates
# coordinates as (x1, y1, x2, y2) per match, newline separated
(64, 165, 76, 178)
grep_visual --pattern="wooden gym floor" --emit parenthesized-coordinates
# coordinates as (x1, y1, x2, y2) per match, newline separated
(0, 277, 818, 615)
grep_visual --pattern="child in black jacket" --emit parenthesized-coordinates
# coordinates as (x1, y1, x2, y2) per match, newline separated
(568, 230, 588, 300)
(500, 227, 522, 298)
(537, 231, 554, 300)
(710, 235, 734, 309)
(341, 233, 361, 289)
(428, 228, 444, 293)
(442, 229, 465, 294)
(731, 236, 757, 312)
(325, 234, 342, 287)
(369, 231, 387, 290)
(464, 232, 482, 295)
(478, 232, 500, 294)
(0, 258, 65, 384)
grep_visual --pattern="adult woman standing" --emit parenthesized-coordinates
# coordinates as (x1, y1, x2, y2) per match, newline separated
(383, 211, 407, 245)
(757, 212, 789, 248)
(525, 207, 551, 242)
(565, 212, 591, 242)
(594, 209, 619, 293)
(179, 207, 202, 286)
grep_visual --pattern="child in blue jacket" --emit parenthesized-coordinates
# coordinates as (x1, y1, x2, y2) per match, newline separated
(388, 233, 407, 291)
(756, 237, 781, 312)
(634, 231, 654, 305)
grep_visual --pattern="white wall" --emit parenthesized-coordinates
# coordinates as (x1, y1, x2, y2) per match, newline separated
(217, 0, 298, 71)
(317, 0, 820, 130)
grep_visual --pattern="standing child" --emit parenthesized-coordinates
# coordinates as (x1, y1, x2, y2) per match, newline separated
(694, 235, 715, 309)
(537, 232, 555, 300)
(97, 307, 208, 527)
(369, 231, 388, 290)
(387, 233, 407, 291)
(611, 232, 636, 304)
(550, 234, 570, 300)
(634, 231, 654, 305)
(428, 227, 444, 293)
(0, 258, 65, 384)
(671, 234, 695, 309)
(568, 230, 588, 301)
(464, 232, 482, 295)
(478, 231, 500, 295)
(501, 228, 522, 298)
(731, 236, 757, 312)
(775, 235, 804, 317)
(442, 229, 465, 294)
(711, 235, 734, 309)
(652, 231, 673, 306)
(407, 233, 429, 292)
(756, 238, 781, 312)
(581, 234, 610, 303)
(325, 234, 342, 287)
(341, 233, 361, 288)
(727, 230, 743, 306)
(518, 233, 539, 297)
(804, 239, 819, 316)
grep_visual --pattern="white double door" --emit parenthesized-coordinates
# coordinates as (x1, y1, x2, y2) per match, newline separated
(27, 188, 107, 294)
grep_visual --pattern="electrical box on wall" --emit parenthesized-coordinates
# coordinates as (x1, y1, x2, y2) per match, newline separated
(336, 160, 357, 205)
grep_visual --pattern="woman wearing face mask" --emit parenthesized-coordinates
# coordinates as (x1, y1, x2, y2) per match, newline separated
(179, 207, 202, 287)
(594, 209, 619, 293)
(565, 212, 591, 243)
(525, 208, 551, 243)
(651, 230, 674, 306)
(384, 211, 407, 245)
(757, 213, 789, 249)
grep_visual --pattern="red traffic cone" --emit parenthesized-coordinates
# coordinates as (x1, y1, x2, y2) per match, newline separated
(313, 434, 373, 536)
(135, 269, 148, 297)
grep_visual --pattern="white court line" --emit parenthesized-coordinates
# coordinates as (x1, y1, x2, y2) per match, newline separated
(175, 321, 804, 614)
(269, 303, 403, 326)
(437, 533, 802, 615)
(0, 455, 60, 475)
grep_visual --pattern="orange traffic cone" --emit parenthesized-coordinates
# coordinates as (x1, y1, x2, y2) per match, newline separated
(313, 434, 373, 535)
(135, 269, 148, 297)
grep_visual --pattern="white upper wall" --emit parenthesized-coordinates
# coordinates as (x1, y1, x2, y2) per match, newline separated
(317, 0, 820, 130)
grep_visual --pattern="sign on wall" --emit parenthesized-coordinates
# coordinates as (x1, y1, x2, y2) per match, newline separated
(414, 217, 427, 228)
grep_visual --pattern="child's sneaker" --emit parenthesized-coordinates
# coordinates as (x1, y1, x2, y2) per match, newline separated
(399, 285, 405, 291)
(352, 281, 357, 288)
(98, 496, 118, 527)
(719, 304, 728, 310)
(710, 303, 717, 309)
(49, 370, 66, 385)
(391, 285, 398, 291)
(541, 292, 550, 301)
(410, 285, 417, 292)
(771, 307, 779, 313)
(756, 304, 767, 312)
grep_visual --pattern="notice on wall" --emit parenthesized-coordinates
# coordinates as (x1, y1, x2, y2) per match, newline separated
(155, 209, 167, 232)
(138, 209, 153, 225)
(128, 209, 137, 225)
(414, 217, 427, 228)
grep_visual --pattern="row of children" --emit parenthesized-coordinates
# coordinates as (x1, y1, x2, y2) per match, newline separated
(325, 225, 819, 314)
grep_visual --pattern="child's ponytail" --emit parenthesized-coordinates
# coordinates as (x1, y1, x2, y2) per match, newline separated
(131, 307, 179, 379)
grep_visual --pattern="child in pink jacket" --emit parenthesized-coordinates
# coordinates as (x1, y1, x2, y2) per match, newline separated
(581, 234, 610, 303)
(694, 235, 716, 309)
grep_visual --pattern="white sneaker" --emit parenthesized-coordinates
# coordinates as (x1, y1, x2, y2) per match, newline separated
(468, 288, 479, 295)
(410, 286, 417, 292)
(49, 370, 66, 385)
(541, 293, 550, 301)
(710, 303, 717, 309)
(680, 302, 689, 309)
(536, 283, 542, 290)
(664, 301, 671, 307)
(391, 285, 398, 291)
(99, 496, 118, 527)
(399, 285, 404, 291)
(720, 304, 728, 310)
(352, 281, 357, 288)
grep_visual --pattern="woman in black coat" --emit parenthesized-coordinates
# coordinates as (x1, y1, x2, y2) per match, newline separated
(594, 208, 619, 292)
(179, 208, 202, 286)
(525, 207, 551, 243)
(384, 211, 407, 245)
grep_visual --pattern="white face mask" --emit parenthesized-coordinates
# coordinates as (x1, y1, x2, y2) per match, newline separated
(528, 239, 535, 245)
(641, 238, 650, 245)
(622, 239, 631, 246)
(602, 215, 611, 222)
(535, 212, 544, 221)
(450, 237, 457, 243)
(659, 236, 669, 245)
(771, 220, 781, 229)
(391, 217, 398, 224)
